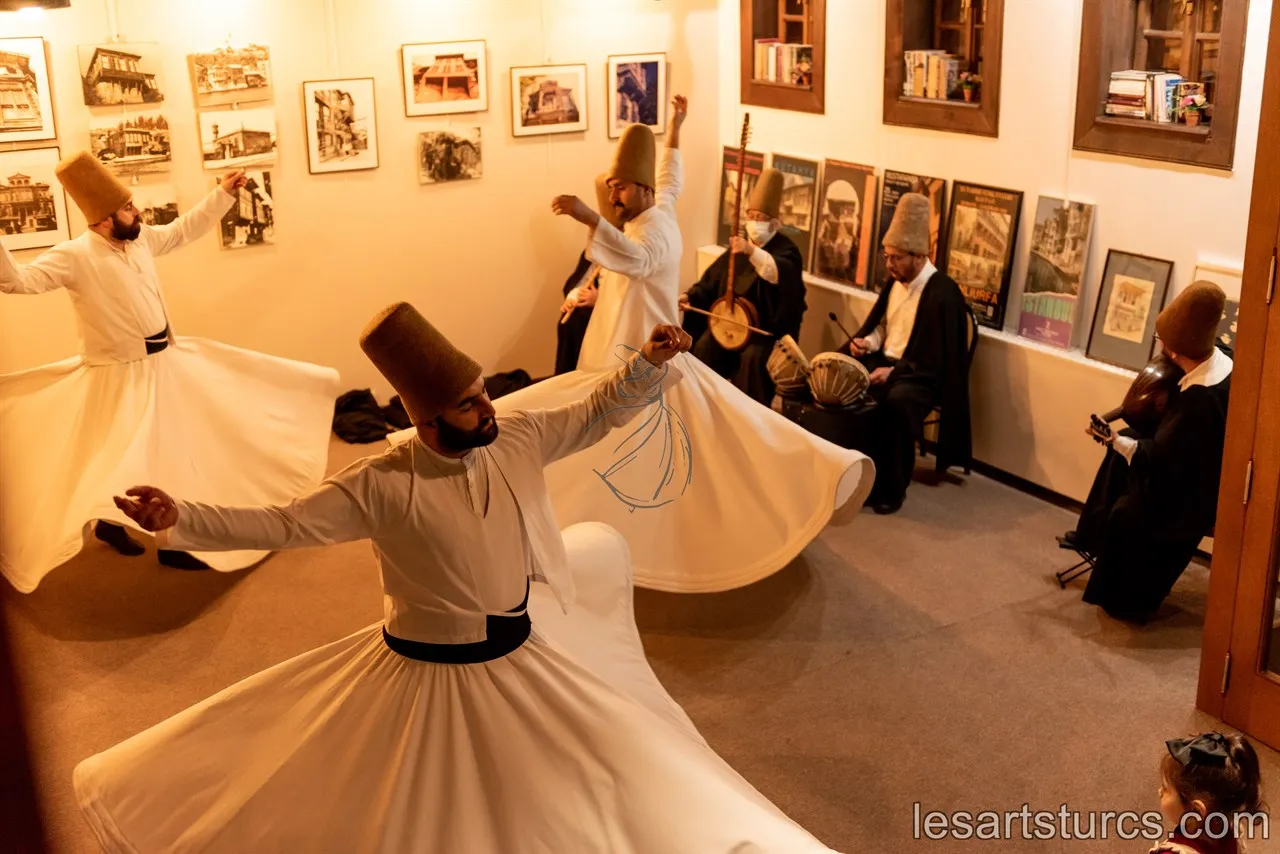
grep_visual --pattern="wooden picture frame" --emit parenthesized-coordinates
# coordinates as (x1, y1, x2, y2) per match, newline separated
(739, 0, 826, 114)
(302, 77, 379, 174)
(0, 146, 69, 252)
(1085, 249, 1174, 370)
(400, 40, 488, 118)
(606, 53, 666, 139)
(510, 64, 588, 138)
(942, 180, 1024, 328)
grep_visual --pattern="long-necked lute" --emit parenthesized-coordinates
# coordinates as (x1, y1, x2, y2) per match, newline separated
(707, 114, 762, 352)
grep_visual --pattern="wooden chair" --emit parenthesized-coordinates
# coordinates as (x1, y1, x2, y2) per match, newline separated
(920, 306, 979, 473)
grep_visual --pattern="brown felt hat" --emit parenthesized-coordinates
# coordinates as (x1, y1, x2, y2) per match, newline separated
(608, 124, 656, 190)
(882, 192, 931, 256)
(1156, 280, 1225, 360)
(359, 302, 483, 426)
(748, 167, 784, 219)
(55, 150, 131, 224)
(595, 172, 623, 229)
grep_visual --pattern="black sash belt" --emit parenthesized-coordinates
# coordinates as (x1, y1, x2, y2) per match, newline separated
(145, 325, 169, 355)
(383, 581, 531, 664)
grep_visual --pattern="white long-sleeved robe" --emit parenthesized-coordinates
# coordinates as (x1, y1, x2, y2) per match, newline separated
(0, 187, 340, 592)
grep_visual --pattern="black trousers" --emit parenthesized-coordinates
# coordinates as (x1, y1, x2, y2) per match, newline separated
(858, 353, 936, 505)
(692, 332, 775, 407)
(555, 306, 592, 375)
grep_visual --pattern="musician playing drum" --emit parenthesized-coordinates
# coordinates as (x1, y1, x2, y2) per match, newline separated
(678, 167, 807, 406)
(1066, 281, 1233, 623)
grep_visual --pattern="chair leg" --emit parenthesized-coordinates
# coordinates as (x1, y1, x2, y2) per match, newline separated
(1055, 549, 1097, 588)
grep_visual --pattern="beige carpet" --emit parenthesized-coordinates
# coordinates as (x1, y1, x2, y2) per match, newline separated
(5, 437, 1278, 853)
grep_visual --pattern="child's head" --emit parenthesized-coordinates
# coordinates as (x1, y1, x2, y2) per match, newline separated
(1160, 732, 1264, 836)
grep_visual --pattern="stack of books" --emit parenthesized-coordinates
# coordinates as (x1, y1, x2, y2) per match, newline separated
(901, 50, 961, 100)
(1104, 69, 1182, 122)
(753, 40, 814, 86)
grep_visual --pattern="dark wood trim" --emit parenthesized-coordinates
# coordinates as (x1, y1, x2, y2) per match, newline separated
(739, 0, 827, 115)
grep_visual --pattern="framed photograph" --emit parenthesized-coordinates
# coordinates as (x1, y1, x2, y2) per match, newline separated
(188, 44, 272, 108)
(1017, 196, 1096, 349)
(872, 170, 948, 292)
(607, 52, 665, 139)
(88, 113, 172, 176)
(814, 159, 878, 289)
(717, 146, 764, 246)
(0, 147, 69, 251)
(0, 37, 56, 143)
(418, 127, 482, 184)
(198, 106, 277, 171)
(943, 181, 1025, 329)
(219, 170, 274, 250)
(1086, 249, 1174, 370)
(1192, 262, 1243, 354)
(77, 43, 164, 106)
(401, 40, 487, 117)
(510, 64, 588, 137)
(131, 183, 180, 226)
(302, 78, 378, 174)
(770, 154, 819, 270)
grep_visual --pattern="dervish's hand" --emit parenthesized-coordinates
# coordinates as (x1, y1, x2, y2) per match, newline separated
(114, 486, 179, 531)
(868, 366, 893, 385)
(220, 170, 247, 194)
(641, 324, 692, 365)
(551, 195, 598, 226)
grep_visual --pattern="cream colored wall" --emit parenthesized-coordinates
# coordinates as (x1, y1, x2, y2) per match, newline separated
(0, 0, 722, 397)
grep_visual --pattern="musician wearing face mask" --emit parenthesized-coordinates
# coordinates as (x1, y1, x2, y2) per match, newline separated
(1065, 282, 1233, 623)
(678, 168, 806, 406)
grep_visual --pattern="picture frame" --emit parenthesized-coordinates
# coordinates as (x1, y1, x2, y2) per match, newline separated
(716, 146, 764, 246)
(198, 105, 278, 171)
(1016, 196, 1096, 350)
(418, 127, 482, 184)
(218, 170, 275, 250)
(400, 40, 488, 117)
(943, 181, 1025, 329)
(1191, 262, 1243, 354)
(77, 43, 165, 107)
(510, 64, 588, 137)
(188, 44, 272, 108)
(769, 153, 820, 270)
(812, 159, 878, 289)
(0, 37, 56, 144)
(1086, 249, 1174, 371)
(89, 113, 172, 176)
(872, 170, 948, 292)
(0, 146, 69, 252)
(606, 52, 666, 139)
(302, 78, 379, 174)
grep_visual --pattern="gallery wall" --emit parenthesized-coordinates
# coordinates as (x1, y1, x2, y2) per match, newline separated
(0, 0, 723, 394)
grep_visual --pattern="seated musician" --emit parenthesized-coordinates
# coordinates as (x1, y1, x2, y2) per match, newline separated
(555, 175, 618, 374)
(678, 167, 806, 406)
(1066, 282, 1232, 623)
(841, 193, 972, 515)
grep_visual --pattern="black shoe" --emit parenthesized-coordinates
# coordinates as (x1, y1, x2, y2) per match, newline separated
(94, 520, 146, 556)
(872, 497, 904, 515)
(158, 549, 210, 571)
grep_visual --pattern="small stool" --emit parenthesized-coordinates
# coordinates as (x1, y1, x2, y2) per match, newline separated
(1055, 535, 1096, 588)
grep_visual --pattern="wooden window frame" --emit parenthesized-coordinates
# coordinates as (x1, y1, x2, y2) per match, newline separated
(882, 0, 1004, 137)
(739, 0, 827, 115)
(1073, 0, 1246, 170)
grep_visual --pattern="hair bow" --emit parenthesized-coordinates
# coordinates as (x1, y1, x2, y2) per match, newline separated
(1166, 732, 1230, 767)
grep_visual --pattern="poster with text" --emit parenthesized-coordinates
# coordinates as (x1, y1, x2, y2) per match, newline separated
(717, 146, 764, 246)
(770, 154, 819, 270)
(872, 170, 947, 292)
(1017, 196, 1096, 349)
(943, 181, 1024, 329)
(813, 160, 878, 289)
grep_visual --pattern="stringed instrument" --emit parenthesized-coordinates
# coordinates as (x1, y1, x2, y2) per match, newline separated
(1092, 351, 1184, 438)
(707, 114, 762, 352)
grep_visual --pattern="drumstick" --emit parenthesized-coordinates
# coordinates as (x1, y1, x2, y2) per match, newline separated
(680, 305, 774, 336)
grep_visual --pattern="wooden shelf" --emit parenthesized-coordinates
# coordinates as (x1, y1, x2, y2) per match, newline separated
(740, 0, 826, 114)
(900, 95, 980, 108)
(1095, 114, 1212, 135)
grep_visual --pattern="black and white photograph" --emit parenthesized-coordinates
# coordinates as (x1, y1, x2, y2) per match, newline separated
(943, 181, 1025, 329)
(1085, 249, 1174, 371)
(0, 147, 69, 252)
(131, 183, 179, 227)
(418, 127, 482, 184)
(188, 44, 272, 108)
(510, 64, 587, 137)
(607, 53, 665, 139)
(400, 40, 487, 117)
(769, 153, 819, 269)
(303, 78, 378, 174)
(0, 37, 56, 143)
(219, 170, 274, 250)
(813, 159, 878, 289)
(199, 106, 277, 171)
(88, 114, 172, 176)
(77, 43, 164, 106)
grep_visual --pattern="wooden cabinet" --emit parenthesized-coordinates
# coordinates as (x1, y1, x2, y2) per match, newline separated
(739, 0, 826, 114)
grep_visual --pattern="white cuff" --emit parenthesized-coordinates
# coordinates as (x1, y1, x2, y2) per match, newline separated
(1112, 435, 1138, 464)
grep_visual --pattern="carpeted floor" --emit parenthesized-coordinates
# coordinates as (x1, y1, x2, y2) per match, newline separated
(5, 437, 1278, 853)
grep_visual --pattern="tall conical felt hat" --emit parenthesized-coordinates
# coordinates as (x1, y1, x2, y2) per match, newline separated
(359, 302, 483, 426)
(1156, 280, 1225, 360)
(882, 192, 931, 256)
(747, 167, 784, 219)
(55, 150, 131, 224)
(608, 124, 656, 190)
(595, 172, 623, 229)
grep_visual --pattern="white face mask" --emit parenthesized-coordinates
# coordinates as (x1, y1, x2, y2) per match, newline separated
(745, 220, 776, 245)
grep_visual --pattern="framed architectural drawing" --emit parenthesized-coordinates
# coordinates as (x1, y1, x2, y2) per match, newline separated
(0, 37, 56, 143)
(88, 113, 172, 176)
(401, 40, 487, 117)
(1017, 196, 1096, 349)
(198, 106, 277, 171)
(607, 53, 665, 139)
(944, 181, 1024, 329)
(418, 127, 482, 184)
(0, 146, 69, 252)
(813, 159, 878, 289)
(872, 170, 947, 291)
(303, 78, 379, 174)
(1086, 249, 1174, 370)
(188, 44, 272, 108)
(510, 64, 587, 137)
(219, 170, 274, 250)
(770, 154, 819, 270)
(77, 43, 164, 106)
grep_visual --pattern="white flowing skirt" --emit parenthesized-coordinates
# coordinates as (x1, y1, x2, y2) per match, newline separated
(73, 522, 841, 854)
(0, 337, 340, 592)
(391, 352, 874, 592)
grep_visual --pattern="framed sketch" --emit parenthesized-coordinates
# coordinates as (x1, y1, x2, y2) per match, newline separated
(944, 181, 1025, 329)
(77, 43, 164, 106)
(418, 127, 482, 184)
(1017, 196, 1096, 349)
(303, 78, 379, 174)
(872, 170, 948, 292)
(188, 44, 272, 108)
(198, 106, 277, 171)
(131, 183, 179, 226)
(510, 64, 588, 137)
(607, 53, 665, 139)
(401, 40, 487, 117)
(219, 170, 274, 250)
(770, 154, 819, 270)
(0, 147, 69, 251)
(717, 146, 764, 246)
(89, 113, 172, 176)
(1086, 249, 1174, 371)
(813, 159, 878, 289)
(0, 37, 56, 143)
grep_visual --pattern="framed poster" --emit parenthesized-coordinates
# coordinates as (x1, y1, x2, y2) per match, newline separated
(1086, 249, 1174, 370)
(872, 170, 947, 292)
(303, 78, 379, 174)
(1017, 196, 1096, 349)
(0, 146, 69, 252)
(400, 40, 487, 117)
(717, 146, 764, 246)
(418, 127, 482, 184)
(770, 153, 820, 270)
(77, 43, 165, 106)
(510, 64, 588, 137)
(606, 52, 665, 139)
(944, 181, 1024, 329)
(188, 44, 272, 108)
(88, 113, 172, 176)
(813, 159, 878, 289)
(0, 38, 56, 144)
(198, 105, 277, 171)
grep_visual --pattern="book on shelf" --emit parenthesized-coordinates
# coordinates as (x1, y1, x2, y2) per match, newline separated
(901, 50, 960, 100)
(1103, 69, 1183, 123)
(753, 39, 813, 86)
